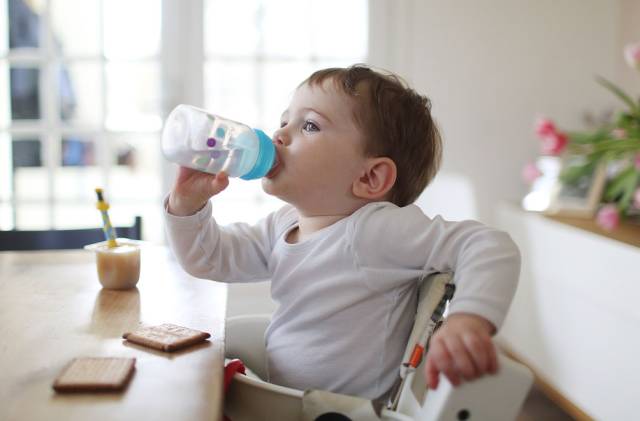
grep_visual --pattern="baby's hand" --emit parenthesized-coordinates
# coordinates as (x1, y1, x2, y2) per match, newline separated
(168, 167, 229, 216)
(424, 313, 497, 389)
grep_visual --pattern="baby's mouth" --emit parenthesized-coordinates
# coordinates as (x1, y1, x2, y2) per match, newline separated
(266, 153, 281, 178)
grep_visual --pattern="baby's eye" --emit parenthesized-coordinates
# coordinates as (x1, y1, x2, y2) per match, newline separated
(302, 120, 319, 132)
(279, 121, 287, 128)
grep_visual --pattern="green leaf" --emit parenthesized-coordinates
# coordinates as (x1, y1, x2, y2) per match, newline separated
(603, 166, 637, 202)
(619, 171, 640, 212)
(596, 76, 640, 115)
(567, 130, 608, 144)
(560, 162, 595, 184)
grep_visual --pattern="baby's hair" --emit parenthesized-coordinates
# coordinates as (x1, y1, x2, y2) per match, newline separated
(302, 64, 442, 207)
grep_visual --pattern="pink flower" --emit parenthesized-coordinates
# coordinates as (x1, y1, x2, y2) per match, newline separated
(635, 153, 640, 171)
(540, 131, 568, 156)
(634, 188, 640, 209)
(596, 205, 620, 231)
(624, 42, 640, 70)
(521, 162, 542, 184)
(611, 128, 627, 139)
(535, 118, 556, 138)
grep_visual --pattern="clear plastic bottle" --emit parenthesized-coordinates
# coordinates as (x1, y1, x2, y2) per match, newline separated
(161, 104, 275, 180)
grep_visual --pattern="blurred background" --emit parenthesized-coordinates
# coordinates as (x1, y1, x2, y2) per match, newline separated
(0, 0, 367, 242)
(0, 0, 637, 244)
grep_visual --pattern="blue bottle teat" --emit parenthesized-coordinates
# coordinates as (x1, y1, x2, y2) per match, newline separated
(240, 129, 275, 180)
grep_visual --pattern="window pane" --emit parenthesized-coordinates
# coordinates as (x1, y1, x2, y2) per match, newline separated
(54, 161, 100, 201)
(12, 137, 41, 167)
(0, 132, 11, 201)
(14, 166, 48, 201)
(104, 0, 160, 59)
(212, 178, 284, 225)
(51, 0, 100, 57)
(0, 203, 11, 229)
(205, 60, 259, 126)
(13, 137, 46, 206)
(309, 0, 367, 59)
(0, 0, 8, 55)
(108, 133, 161, 201)
(262, 0, 311, 59)
(105, 62, 161, 131)
(63, 61, 102, 126)
(53, 202, 100, 229)
(261, 60, 312, 132)
(8, 0, 43, 50)
(15, 203, 49, 229)
(106, 201, 158, 243)
(0, 61, 9, 127)
(205, 0, 260, 57)
(10, 66, 40, 120)
(61, 136, 96, 167)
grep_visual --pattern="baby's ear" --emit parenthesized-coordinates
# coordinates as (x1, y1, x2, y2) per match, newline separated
(352, 157, 397, 201)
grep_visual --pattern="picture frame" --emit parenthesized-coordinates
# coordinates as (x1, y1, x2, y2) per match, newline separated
(522, 155, 607, 218)
(546, 155, 607, 218)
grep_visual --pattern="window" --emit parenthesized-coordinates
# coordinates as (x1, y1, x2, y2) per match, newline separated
(0, 0, 367, 240)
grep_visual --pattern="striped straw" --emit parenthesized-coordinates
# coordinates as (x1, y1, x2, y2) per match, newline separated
(94, 188, 118, 248)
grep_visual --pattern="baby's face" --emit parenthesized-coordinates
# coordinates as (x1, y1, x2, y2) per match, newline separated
(262, 80, 369, 216)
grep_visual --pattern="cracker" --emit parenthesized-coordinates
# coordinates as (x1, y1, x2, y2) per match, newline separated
(122, 323, 211, 352)
(52, 357, 136, 393)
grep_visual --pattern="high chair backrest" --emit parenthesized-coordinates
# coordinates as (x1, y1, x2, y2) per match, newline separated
(387, 272, 454, 411)
(403, 272, 454, 364)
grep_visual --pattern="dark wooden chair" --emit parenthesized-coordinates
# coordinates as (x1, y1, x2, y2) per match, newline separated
(0, 216, 142, 251)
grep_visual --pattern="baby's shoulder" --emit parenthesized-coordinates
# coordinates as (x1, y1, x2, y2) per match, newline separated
(269, 204, 299, 238)
(351, 201, 431, 229)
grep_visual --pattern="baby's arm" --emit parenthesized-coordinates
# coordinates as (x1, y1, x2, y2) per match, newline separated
(351, 204, 520, 389)
(164, 166, 272, 282)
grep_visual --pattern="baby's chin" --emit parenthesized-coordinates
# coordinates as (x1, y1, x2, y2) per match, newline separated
(261, 177, 280, 197)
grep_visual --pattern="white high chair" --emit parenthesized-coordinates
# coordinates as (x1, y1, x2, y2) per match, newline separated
(224, 273, 533, 421)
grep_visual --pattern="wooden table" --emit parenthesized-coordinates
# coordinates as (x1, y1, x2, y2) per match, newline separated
(0, 245, 227, 421)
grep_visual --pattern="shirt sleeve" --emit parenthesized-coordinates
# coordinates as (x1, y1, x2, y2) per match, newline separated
(350, 203, 521, 330)
(163, 196, 292, 283)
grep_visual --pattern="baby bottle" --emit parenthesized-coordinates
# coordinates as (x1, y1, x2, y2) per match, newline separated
(162, 104, 276, 179)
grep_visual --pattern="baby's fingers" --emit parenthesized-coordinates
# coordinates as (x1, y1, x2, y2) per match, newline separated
(444, 335, 478, 381)
(425, 338, 460, 389)
(424, 355, 440, 390)
(462, 332, 498, 375)
(208, 172, 229, 196)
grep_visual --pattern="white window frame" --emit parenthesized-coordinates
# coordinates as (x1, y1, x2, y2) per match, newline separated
(1, 0, 168, 231)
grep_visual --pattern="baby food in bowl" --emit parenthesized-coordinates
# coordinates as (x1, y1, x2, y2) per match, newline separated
(85, 239, 141, 290)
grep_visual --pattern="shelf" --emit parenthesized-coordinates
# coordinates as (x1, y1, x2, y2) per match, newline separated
(543, 214, 640, 248)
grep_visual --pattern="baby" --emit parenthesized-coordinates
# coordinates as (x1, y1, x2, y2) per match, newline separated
(164, 65, 520, 400)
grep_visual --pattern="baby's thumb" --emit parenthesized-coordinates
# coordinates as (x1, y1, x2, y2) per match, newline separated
(209, 172, 229, 196)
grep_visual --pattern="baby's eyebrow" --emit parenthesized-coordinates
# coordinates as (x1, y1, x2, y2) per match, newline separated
(300, 107, 332, 124)
(280, 110, 289, 121)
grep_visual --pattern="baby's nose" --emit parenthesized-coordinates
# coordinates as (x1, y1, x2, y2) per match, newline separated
(273, 129, 289, 146)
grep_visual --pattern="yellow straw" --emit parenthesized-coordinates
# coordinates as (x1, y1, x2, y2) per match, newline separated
(94, 188, 118, 248)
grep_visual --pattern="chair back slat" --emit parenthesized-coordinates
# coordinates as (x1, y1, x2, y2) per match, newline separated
(0, 216, 142, 251)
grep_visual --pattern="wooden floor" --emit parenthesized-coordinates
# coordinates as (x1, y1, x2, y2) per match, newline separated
(517, 385, 575, 421)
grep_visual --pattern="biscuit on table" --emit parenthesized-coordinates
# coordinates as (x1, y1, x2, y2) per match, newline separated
(122, 323, 211, 352)
(52, 357, 136, 393)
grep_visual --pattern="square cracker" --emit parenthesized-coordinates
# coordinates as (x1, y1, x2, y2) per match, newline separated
(122, 323, 211, 352)
(52, 357, 136, 393)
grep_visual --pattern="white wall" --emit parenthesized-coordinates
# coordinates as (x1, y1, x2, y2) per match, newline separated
(497, 204, 640, 419)
(369, 0, 634, 224)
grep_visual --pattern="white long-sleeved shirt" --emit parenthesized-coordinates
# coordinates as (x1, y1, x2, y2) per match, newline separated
(164, 200, 520, 399)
